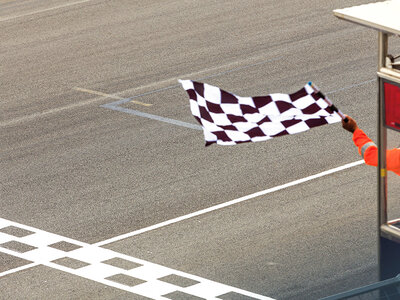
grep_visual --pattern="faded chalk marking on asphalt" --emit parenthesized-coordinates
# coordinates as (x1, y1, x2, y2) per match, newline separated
(0, 0, 94, 22)
(73, 87, 152, 107)
(0, 218, 274, 300)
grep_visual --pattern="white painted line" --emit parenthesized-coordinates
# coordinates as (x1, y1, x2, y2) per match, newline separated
(0, 218, 273, 299)
(0, 263, 40, 278)
(325, 79, 376, 95)
(95, 160, 365, 246)
(0, 0, 94, 22)
(0, 97, 106, 127)
(100, 103, 203, 130)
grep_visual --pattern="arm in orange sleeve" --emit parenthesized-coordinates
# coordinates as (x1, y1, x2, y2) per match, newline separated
(352, 128, 400, 175)
(352, 128, 377, 166)
(387, 148, 400, 173)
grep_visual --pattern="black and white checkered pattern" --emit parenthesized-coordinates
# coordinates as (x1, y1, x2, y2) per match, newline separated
(179, 80, 341, 146)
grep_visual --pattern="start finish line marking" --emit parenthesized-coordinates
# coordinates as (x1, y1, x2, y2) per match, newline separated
(0, 218, 273, 300)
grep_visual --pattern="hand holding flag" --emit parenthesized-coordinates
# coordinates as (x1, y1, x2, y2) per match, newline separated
(342, 115, 359, 133)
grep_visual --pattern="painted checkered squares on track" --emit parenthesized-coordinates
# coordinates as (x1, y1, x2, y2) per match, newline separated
(0, 218, 272, 299)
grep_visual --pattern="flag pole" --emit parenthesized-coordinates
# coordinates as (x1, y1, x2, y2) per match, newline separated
(308, 82, 349, 123)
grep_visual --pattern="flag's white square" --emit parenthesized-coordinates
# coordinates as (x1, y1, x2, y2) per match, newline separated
(293, 95, 315, 109)
(234, 122, 258, 132)
(178, 79, 193, 91)
(270, 93, 291, 102)
(258, 101, 280, 116)
(236, 96, 255, 107)
(209, 112, 232, 126)
(285, 121, 309, 134)
(225, 130, 249, 142)
(201, 118, 222, 132)
(190, 100, 200, 118)
(220, 103, 242, 115)
(196, 95, 206, 107)
(203, 83, 222, 103)
(259, 121, 286, 136)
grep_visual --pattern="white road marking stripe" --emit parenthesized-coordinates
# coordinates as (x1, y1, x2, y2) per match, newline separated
(0, 262, 40, 278)
(101, 102, 202, 130)
(0, 218, 273, 299)
(325, 79, 376, 95)
(0, 0, 94, 22)
(0, 97, 107, 127)
(73, 87, 152, 106)
(95, 160, 365, 246)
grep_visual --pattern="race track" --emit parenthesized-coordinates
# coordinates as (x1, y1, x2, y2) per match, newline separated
(2, 0, 399, 299)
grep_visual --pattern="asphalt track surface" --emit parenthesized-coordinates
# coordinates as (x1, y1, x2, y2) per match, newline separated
(2, 0, 400, 299)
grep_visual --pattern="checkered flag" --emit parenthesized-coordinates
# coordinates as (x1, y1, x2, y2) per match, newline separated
(179, 80, 342, 146)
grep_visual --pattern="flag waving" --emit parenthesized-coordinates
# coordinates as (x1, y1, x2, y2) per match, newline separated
(179, 80, 342, 146)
